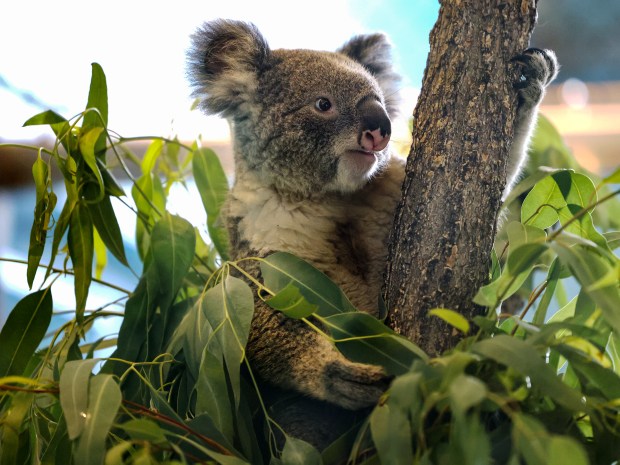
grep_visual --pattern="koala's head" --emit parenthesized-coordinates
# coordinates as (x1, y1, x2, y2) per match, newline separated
(187, 19, 400, 195)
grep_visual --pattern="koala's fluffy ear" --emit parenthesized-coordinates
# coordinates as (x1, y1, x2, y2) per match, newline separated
(187, 19, 271, 116)
(337, 34, 401, 117)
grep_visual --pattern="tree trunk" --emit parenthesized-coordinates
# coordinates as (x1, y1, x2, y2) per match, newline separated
(383, 0, 539, 356)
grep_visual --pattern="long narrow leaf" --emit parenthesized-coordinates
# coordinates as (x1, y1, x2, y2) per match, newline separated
(68, 202, 94, 321)
(59, 359, 99, 440)
(0, 288, 53, 377)
(74, 374, 121, 465)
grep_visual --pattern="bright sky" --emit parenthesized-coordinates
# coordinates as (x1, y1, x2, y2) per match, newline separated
(0, 0, 438, 142)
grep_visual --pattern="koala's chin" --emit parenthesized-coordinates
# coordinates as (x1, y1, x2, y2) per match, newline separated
(331, 148, 390, 193)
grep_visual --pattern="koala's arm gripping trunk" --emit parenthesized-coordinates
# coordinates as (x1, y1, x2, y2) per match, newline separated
(383, 0, 539, 355)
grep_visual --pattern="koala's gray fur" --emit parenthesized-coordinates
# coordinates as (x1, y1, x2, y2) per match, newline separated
(187, 19, 558, 447)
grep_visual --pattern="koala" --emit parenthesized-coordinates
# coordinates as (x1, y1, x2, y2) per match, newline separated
(187, 18, 558, 437)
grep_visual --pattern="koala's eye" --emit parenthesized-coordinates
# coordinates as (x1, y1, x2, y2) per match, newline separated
(315, 98, 332, 112)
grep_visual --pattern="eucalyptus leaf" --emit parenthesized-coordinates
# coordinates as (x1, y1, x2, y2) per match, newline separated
(78, 127, 106, 200)
(150, 214, 196, 305)
(0, 288, 53, 377)
(75, 374, 121, 465)
(428, 308, 470, 334)
(59, 359, 99, 440)
(22, 109, 67, 127)
(83, 62, 108, 130)
(323, 312, 426, 376)
(87, 194, 128, 266)
(472, 335, 584, 411)
(68, 202, 94, 321)
(265, 282, 319, 318)
(370, 403, 413, 465)
(261, 252, 357, 316)
(280, 436, 323, 465)
(193, 147, 230, 260)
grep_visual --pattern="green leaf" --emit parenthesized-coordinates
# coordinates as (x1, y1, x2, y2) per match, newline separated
(472, 335, 584, 411)
(547, 436, 589, 465)
(370, 403, 413, 465)
(449, 374, 487, 415)
(192, 147, 230, 260)
(45, 195, 75, 281)
(150, 214, 196, 304)
(261, 252, 357, 316)
(512, 413, 550, 465)
(27, 155, 56, 287)
(93, 228, 107, 280)
(83, 62, 108, 129)
(87, 195, 128, 266)
(0, 288, 53, 377)
(429, 308, 470, 334)
(521, 171, 569, 227)
(78, 127, 106, 201)
(552, 243, 620, 333)
(59, 359, 99, 440)
(265, 282, 319, 318)
(0, 392, 34, 465)
(119, 419, 167, 444)
(600, 165, 620, 185)
(604, 231, 620, 250)
(68, 202, 94, 321)
(324, 312, 427, 376)
(474, 243, 547, 308)
(22, 109, 66, 127)
(74, 374, 121, 465)
(281, 436, 323, 465)
(200, 276, 254, 409)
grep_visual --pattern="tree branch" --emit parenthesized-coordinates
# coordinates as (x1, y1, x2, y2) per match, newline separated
(384, 0, 539, 355)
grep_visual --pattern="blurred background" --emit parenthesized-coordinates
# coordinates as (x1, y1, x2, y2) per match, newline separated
(1, 0, 619, 322)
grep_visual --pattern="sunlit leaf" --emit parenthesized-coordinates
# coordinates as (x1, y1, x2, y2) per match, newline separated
(74, 374, 121, 465)
(78, 127, 106, 200)
(59, 359, 99, 440)
(83, 62, 108, 129)
(0, 288, 52, 377)
(429, 308, 470, 334)
(261, 252, 357, 316)
(22, 109, 66, 127)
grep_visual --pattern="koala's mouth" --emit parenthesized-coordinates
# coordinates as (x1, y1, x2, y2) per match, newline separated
(346, 149, 377, 159)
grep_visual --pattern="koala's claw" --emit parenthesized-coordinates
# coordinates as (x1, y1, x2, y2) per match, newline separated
(323, 359, 392, 410)
(511, 48, 558, 108)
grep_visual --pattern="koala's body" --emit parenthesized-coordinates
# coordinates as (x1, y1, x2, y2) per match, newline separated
(187, 19, 558, 420)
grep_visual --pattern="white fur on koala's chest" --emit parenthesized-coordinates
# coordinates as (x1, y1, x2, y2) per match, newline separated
(232, 186, 345, 263)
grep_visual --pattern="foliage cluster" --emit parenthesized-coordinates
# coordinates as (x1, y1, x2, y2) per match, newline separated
(1, 65, 620, 465)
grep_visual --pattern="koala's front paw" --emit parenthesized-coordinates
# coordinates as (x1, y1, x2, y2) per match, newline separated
(512, 48, 559, 109)
(323, 359, 392, 410)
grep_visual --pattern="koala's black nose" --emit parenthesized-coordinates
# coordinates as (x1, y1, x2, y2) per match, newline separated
(357, 98, 391, 152)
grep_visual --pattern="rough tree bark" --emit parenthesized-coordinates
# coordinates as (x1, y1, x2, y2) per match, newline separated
(383, 0, 539, 355)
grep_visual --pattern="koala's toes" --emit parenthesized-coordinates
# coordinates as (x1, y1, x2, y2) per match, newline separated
(511, 48, 558, 108)
(323, 360, 392, 410)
